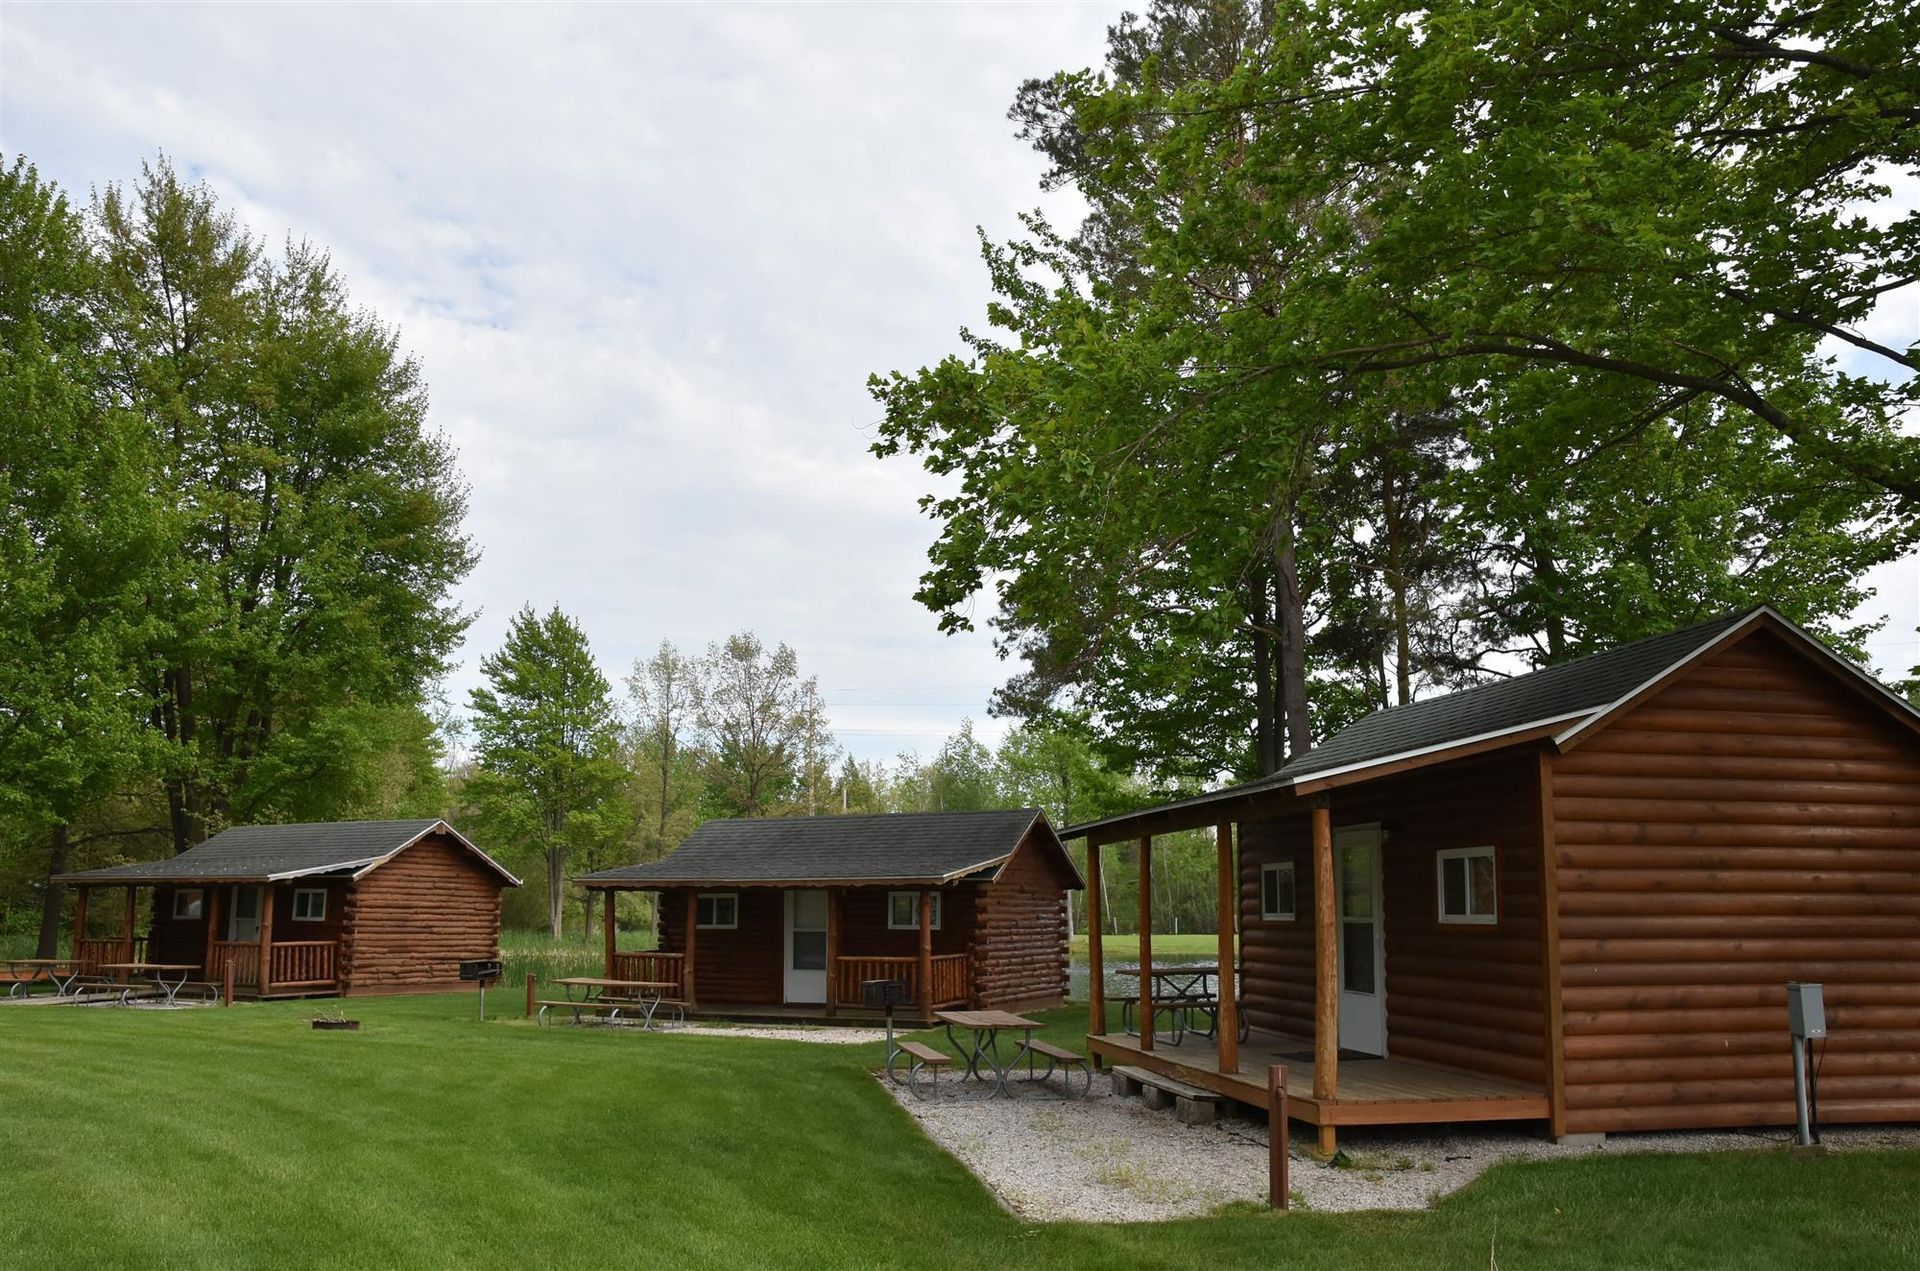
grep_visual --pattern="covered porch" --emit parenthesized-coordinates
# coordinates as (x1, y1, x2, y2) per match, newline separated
(69, 880, 341, 999)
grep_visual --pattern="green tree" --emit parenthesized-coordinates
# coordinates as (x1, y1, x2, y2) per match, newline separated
(0, 158, 162, 954)
(698, 632, 807, 817)
(465, 606, 628, 938)
(625, 640, 706, 858)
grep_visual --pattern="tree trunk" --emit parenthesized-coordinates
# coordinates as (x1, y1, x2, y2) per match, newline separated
(547, 844, 565, 939)
(37, 825, 68, 959)
(1384, 463, 1412, 706)
(581, 889, 595, 943)
(1274, 526, 1312, 761)
(1249, 575, 1281, 776)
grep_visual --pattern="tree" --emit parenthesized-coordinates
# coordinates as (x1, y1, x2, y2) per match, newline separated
(465, 606, 628, 938)
(625, 640, 705, 858)
(0, 158, 162, 954)
(698, 633, 808, 817)
(794, 679, 839, 816)
(91, 157, 477, 851)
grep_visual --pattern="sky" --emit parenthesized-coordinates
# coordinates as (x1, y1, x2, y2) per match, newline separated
(2, 2, 1915, 767)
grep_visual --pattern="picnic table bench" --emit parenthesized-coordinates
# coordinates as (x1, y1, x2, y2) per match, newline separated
(97, 963, 204, 1007)
(894, 1040, 952, 1099)
(541, 977, 682, 1030)
(1111, 1064, 1224, 1125)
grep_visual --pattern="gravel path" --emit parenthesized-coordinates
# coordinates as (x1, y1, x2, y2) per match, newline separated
(661, 1022, 892, 1045)
(887, 1071, 1920, 1221)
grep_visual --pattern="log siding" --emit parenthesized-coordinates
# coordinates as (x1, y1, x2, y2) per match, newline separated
(339, 834, 505, 994)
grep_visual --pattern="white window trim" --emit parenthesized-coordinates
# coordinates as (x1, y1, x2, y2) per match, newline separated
(172, 889, 204, 921)
(886, 891, 942, 931)
(291, 888, 327, 923)
(1436, 846, 1498, 925)
(696, 892, 738, 930)
(1260, 862, 1296, 921)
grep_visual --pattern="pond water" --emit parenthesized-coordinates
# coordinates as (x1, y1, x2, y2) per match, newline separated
(1066, 960, 1238, 1001)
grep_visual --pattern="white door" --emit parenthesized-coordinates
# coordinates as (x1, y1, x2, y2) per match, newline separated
(228, 886, 263, 943)
(1335, 825, 1388, 1055)
(783, 890, 828, 1004)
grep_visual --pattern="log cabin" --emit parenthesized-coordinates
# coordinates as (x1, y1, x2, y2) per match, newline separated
(54, 819, 519, 998)
(1063, 606, 1920, 1154)
(576, 809, 1082, 1020)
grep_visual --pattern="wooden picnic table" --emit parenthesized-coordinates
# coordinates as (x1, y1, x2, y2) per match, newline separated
(934, 1009, 1046, 1097)
(550, 976, 681, 1030)
(1, 958, 81, 999)
(97, 962, 202, 1007)
(1116, 963, 1228, 1042)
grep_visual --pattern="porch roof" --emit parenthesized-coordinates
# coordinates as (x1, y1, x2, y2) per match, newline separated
(53, 819, 522, 887)
(578, 809, 1081, 889)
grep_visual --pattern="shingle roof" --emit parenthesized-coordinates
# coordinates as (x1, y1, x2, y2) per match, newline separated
(1064, 607, 1785, 840)
(578, 809, 1080, 888)
(54, 819, 520, 886)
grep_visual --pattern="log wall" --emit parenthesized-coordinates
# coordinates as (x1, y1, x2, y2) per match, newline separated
(341, 834, 504, 993)
(972, 829, 1072, 1009)
(1238, 749, 1549, 1087)
(1552, 629, 1920, 1132)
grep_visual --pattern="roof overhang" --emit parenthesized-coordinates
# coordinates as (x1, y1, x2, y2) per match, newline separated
(351, 820, 522, 887)
(53, 820, 522, 888)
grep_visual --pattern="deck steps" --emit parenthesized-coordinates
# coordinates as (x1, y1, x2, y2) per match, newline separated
(1111, 1064, 1222, 1125)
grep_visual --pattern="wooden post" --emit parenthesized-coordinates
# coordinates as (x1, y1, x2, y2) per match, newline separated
(71, 886, 89, 971)
(603, 887, 617, 977)
(525, 973, 536, 1019)
(1087, 839, 1106, 1040)
(918, 887, 934, 1023)
(1217, 821, 1240, 1075)
(222, 958, 235, 1007)
(683, 890, 698, 1011)
(258, 885, 275, 997)
(1268, 1064, 1290, 1209)
(203, 885, 222, 977)
(824, 888, 840, 1017)
(1538, 748, 1569, 1139)
(1311, 798, 1338, 1158)
(1138, 835, 1154, 1052)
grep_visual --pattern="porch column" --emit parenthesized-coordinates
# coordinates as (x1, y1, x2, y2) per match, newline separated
(71, 886, 89, 971)
(1138, 835, 1154, 1052)
(1086, 840, 1105, 1038)
(1312, 796, 1338, 1157)
(918, 887, 934, 1024)
(204, 886, 222, 976)
(259, 885, 275, 996)
(603, 887, 617, 977)
(682, 890, 698, 1010)
(1216, 821, 1239, 1074)
(824, 888, 840, 1017)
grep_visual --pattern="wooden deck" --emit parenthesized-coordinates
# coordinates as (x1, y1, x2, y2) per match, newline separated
(1088, 1030, 1550, 1128)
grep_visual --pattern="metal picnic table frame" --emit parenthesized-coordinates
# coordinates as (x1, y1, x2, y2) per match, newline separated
(1116, 963, 1243, 1041)
(934, 1009, 1046, 1098)
(96, 962, 204, 1007)
(2, 959, 85, 999)
(548, 977, 681, 1030)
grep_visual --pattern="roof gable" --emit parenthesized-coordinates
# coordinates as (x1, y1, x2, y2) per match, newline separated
(54, 820, 521, 887)
(579, 809, 1083, 889)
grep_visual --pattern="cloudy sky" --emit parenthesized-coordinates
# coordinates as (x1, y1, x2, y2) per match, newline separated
(3, 3, 1915, 765)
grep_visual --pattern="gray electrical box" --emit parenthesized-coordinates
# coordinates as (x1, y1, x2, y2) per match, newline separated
(1787, 981, 1827, 1039)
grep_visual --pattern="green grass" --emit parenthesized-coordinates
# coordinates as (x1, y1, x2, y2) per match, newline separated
(1070, 933, 1220, 965)
(2, 995, 1917, 1268)
(496, 927, 656, 987)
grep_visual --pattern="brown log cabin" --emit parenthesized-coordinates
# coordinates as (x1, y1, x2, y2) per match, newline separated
(1064, 606, 1920, 1155)
(54, 820, 519, 998)
(576, 810, 1082, 1020)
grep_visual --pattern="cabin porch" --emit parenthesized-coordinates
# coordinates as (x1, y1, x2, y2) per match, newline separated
(1088, 1028, 1548, 1128)
(70, 880, 343, 999)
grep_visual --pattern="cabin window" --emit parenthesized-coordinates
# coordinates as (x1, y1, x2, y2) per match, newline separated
(172, 889, 204, 921)
(887, 891, 942, 931)
(291, 888, 327, 923)
(696, 893, 738, 929)
(1436, 846, 1497, 925)
(1260, 862, 1296, 921)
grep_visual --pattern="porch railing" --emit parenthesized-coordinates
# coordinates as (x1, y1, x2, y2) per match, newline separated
(209, 941, 261, 987)
(75, 936, 145, 976)
(832, 954, 969, 1010)
(610, 951, 685, 993)
(270, 941, 338, 987)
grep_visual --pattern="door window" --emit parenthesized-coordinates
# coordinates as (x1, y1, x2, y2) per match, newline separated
(790, 891, 827, 971)
(1339, 839, 1378, 995)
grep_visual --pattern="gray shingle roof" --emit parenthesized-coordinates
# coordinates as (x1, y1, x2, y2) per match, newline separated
(54, 819, 520, 886)
(578, 809, 1077, 887)
(1064, 608, 1767, 839)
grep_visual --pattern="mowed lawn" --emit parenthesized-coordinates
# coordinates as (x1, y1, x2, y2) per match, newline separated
(2, 996, 1918, 1270)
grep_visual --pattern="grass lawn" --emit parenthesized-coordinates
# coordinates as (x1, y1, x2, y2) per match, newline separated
(1070, 932, 1220, 965)
(2, 996, 1917, 1269)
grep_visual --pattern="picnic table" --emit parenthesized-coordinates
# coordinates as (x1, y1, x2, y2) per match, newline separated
(1, 959, 83, 999)
(1116, 963, 1231, 1041)
(96, 962, 203, 1007)
(934, 1009, 1046, 1098)
(546, 977, 681, 1030)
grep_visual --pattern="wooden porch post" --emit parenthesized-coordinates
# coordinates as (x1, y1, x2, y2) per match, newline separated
(918, 887, 934, 1023)
(1087, 840, 1105, 1039)
(204, 886, 222, 977)
(1538, 748, 1569, 1139)
(1311, 796, 1337, 1157)
(258, 885, 275, 997)
(603, 887, 617, 977)
(71, 886, 88, 970)
(682, 890, 698, 1011)
(824, 888, 840, 1017)
(1216, 821, 1240, 1075)
(1138, 835, 1154, 1052)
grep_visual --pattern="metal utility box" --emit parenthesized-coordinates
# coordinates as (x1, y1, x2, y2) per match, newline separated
(1787, 981, 1827, 1039)
(862, 978, 909, 1010)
